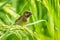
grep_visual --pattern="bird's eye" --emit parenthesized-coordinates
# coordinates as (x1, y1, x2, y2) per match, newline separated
(25, 13, 29, 16)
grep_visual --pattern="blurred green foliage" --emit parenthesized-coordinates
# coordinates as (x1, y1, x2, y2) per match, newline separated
(0, 0, 60, 40)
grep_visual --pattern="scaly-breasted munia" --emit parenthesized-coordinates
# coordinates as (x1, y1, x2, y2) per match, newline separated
(15, 11, 32, 26)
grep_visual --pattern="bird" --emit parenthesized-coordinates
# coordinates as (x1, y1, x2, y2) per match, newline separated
(14, 11, 32, 26)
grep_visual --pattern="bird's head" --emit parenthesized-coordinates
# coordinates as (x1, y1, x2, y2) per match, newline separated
(23, 11, 32, 18)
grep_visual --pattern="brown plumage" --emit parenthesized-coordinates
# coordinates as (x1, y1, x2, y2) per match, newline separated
(15, 11, 32, 26)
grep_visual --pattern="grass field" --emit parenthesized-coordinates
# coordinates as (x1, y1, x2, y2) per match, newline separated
(0, 0, 60, 40)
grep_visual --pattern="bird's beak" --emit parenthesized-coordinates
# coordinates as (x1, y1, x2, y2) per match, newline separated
(29, 11, 32, 15)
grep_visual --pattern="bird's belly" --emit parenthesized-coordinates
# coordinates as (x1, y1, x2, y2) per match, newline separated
(15, 20, 27, 26)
